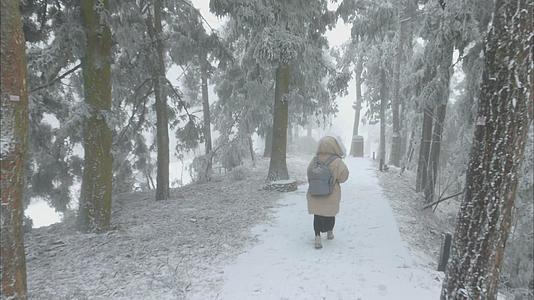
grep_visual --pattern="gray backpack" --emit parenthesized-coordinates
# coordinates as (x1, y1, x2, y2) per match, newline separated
(307, 155, 338, 196)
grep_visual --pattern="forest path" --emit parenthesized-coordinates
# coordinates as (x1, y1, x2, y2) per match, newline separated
(209, 158, 442, 299)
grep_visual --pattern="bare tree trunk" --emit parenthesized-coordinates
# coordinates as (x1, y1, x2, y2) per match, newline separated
(389, 19, 404, 167)
(379, 69, 387, 171)
(148, 0, 169, 201)
(441, 0, 532, 298)
(200, 51, 212, 177)
(267, 64, 290, 181)
(1, 0, 28, 296)
(424, 103, 447, 202)
(350, 58, 363, 154)
(424, 44, 453, 203)
(245, 120, 255, 166)
(78, 0, 113, 232)
(263, 127, 272, 157)
(248, 134, 255, 166)
(416, 105, 433, 192)
(399, 0, 418, 164)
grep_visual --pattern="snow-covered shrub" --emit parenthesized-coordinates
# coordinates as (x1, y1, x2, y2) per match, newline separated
(230, 165, 247, 181)
(190, 155, 212, 183)
(217, 138, 248, 172)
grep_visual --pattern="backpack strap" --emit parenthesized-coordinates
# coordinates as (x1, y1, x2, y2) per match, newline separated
(324, 155, 338, 166)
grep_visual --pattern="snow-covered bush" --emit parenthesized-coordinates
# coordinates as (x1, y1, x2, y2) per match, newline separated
(190, 155, 212, 183)
(230, 166, 247, 181)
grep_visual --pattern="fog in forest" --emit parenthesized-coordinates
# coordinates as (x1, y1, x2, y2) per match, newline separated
(1, 0, 532, 299)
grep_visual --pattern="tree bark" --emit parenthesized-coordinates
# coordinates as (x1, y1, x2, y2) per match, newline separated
(267, 64, 290, 181)
(441, 0, 533, 298)
(350, 58, 363, 157)
(148, 0, 169, 201)
(248, 134, 255, 166)
(424, 104, 447, 202)
(379, 69, 387, 171)
(1, 0, 28, 296)
(78, 0, 113, 232)
(424, 44, 453, 203)
(200, 50, 212, 176)
(389, 20, 405, 167)
(263, 127, 272, 157)
(416, 105, 433, 192)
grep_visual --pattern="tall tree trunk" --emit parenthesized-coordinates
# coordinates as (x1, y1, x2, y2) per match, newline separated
(401, 120, 417, 173)
(148, 0, 169, 200)
(200, 51, 212, 177)
(78, 0, 113, 232)
(416, 105, 433, 192)
(399, 0, 418, 165)
(424, 104, 447, 203)
(379, 69, 387, 171)
(267, 64, 290, 181)
(399, 99, 409, 161)
(248, 134, 255, 166)
(389, 19, 405, 167)
(441, 0, 532, 298)
(350, 58, 363, 158)
(263, 127, 272, 157)
(424, 44, 453, 203)
(1, 0, 28, 296)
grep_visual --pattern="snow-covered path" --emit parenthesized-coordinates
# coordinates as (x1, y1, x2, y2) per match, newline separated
(210, 158, 442, 300)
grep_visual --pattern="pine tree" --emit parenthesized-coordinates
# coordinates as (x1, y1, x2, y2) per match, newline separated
(199, 49, 213, 176)
(78, 0, 113, 232)
(441, 0, 533, 297)
(1, 0, 29, 297)
(211, 0, 336, 182)
(147, 0, 169, 201)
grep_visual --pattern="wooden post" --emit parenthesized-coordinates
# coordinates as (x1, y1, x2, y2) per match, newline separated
(438, 233, 452, 271)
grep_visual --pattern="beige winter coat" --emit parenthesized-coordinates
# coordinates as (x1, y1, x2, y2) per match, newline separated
(307, 136, 349, 217)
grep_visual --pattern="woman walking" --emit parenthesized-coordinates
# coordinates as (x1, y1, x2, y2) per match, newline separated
(307, 136, 349, 249)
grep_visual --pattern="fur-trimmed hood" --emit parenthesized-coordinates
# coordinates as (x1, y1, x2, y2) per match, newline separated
(316, 136, 346, 158)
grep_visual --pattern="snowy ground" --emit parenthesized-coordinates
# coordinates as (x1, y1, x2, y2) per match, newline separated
(189, 158, 443, 300)
(25, 156, 444, 299)
(376, 165, 459, 268)
(25, 156, 309, 299)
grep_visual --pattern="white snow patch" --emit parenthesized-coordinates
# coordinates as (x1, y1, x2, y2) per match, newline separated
(190, 158, 443, 299)
(25, 198, 63, 228)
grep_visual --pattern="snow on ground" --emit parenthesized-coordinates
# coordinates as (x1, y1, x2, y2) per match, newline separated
(25, 156, 309, 299)
(189, 158, 443, 300)
(376, 165, 459, 268)
(26, 156, 444, 299)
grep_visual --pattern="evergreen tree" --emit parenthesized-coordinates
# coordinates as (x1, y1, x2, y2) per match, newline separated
(211, 0, 336, 181)
(1, 0, 29, 296)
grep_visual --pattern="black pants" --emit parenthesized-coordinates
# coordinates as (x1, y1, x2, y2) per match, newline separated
(314, 215, 335, 236)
